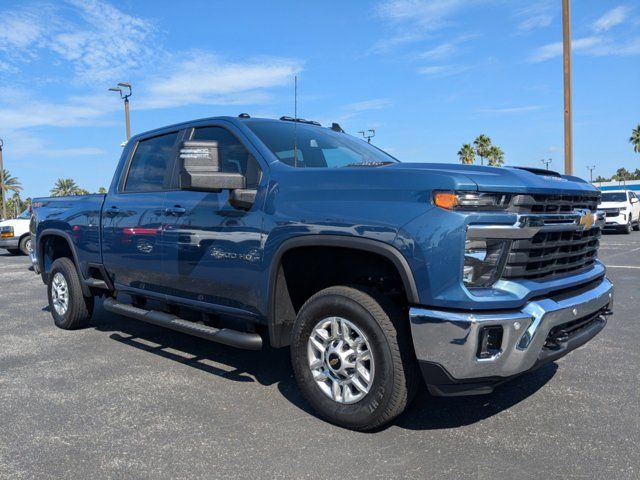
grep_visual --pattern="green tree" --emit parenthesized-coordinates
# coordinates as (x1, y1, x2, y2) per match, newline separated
(457, 143, 476, 165)
(77, 188, 90, 195)
(98, 187, 107, 194)
(487, 146, 505, 167)
(473, 134, 492, 166)
(630, 124, 640, 153)
(594, 175, 610, 183)
(50, 178, 81, 197)
(1, 169, 23, 217)
(611, 168, 631, 182)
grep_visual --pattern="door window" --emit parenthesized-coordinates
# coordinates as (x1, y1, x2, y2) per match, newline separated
(124, 132, 179, 192)
(191, 127, 262, 188)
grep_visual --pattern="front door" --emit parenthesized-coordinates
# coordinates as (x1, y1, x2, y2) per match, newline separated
(162, 123, 266, 316)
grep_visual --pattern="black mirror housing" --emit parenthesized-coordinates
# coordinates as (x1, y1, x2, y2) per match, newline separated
(179, 140, 246, 192)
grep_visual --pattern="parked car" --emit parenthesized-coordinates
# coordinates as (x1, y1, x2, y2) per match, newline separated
(599, 190, 640, 233)
(30, 115, 614, 430)
(0, 209, 32, 255)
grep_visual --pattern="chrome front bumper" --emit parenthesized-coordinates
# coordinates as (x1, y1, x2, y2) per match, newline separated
(29, 244, 40, 274)
(410, 276, 613, 395)
(0, 237, 20, 249)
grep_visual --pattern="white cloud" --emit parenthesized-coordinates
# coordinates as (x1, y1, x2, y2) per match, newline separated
(0, 94, 115, 130)
(139, 53, 302, 109)
(417, 64, 470, 77)
(373, 0, 484, 53)
(0, 0, 156, 83)
(342, 99, 392, 112)
(529, 35, 640, 62)
(417, 34, 478, 60)
(515, 1, 553, 33)
(593, 6, 630, 32)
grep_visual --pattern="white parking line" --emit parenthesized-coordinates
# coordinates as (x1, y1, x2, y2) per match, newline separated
(606, 265, 640, 269)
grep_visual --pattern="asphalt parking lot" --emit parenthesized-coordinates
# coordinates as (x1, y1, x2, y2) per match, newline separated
(1, 234, 638, 479)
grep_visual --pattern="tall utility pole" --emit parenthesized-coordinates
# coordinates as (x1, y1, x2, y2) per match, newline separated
(541, 158, 552, 170)
(0, 138, 5, 220)
(109, 82, 132, 141)
(562, 0, 573, 175)
(587, 165, 595, 182)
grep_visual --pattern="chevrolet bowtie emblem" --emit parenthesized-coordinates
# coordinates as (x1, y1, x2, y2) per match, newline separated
(579, 210, 594, 230)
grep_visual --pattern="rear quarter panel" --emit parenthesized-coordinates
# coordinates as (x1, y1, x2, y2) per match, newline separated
(33, 195, 106, 277)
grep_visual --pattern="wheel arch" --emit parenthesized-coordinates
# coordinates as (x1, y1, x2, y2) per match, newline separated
(38, 229, 91, 296)
(267, 235, 419, 348)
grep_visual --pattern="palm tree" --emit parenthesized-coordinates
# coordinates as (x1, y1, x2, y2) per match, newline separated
(487, 146, 505, 167)
(51, 178, 81, 196)
(1, 169, 22, 217)
(473, 134, 492, 166)
(457, 144, 476, 165)
(98, 187, 107, 194)
(630, 124, 640, 153)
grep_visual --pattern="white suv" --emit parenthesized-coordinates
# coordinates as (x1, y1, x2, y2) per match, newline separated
(600, 190, 640, 234)
(0, 209, 32, 255)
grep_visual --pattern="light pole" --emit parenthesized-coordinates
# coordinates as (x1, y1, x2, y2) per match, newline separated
(541, 158, 552, 170)
(358, 128, 376, 144)
(109, 82, 132, 141)
(587, 165, 595, 183)
(0, 138, 5, 220)
(562, 0, 573, 175)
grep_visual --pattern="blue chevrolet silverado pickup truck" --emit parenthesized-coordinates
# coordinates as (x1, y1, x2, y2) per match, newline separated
(31, 115, 614, 430)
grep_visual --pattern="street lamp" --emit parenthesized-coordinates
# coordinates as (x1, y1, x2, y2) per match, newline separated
(358, 128, 376, 144)
(587, 165, 595, 183)
(541, 158, 552, 170)
(0, 138, 5, 220)
(109, 82, 132, 142)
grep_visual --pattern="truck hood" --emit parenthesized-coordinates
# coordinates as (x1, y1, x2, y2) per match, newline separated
(0, 218, 29, 229)
(599, 201, 627, 209)
(388, 163, 597, 195)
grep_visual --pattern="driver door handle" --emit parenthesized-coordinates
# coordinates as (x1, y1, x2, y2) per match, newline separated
(165, 206, 186, 216)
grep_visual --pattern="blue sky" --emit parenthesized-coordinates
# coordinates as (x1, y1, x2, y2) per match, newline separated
(0, 0, 638, 199)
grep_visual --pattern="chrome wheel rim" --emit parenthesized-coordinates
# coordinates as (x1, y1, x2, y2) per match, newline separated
(307, 317, 374, 404)
(51, 272, 69, 316)
(25, 238, 32, 252)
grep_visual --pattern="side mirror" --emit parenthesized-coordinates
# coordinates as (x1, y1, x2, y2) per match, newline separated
(632, 198, 638, 204)
(179, 140, 245, 192)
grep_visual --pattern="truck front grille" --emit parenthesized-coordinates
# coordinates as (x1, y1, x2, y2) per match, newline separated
(509, 194, 600, 215)
(499, 194, 602, 281)
(503, 228, 600, 280)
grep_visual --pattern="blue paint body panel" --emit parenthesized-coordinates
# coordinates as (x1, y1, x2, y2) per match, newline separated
(32, 116, 605, 328)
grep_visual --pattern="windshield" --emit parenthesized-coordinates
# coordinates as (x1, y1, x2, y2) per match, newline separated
(602, 192, 627, 202)
(17, 209, 30, 219)
(245, 120, 398, 168)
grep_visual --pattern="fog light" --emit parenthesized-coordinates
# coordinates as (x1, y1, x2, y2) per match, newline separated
(477, 326, 503, 359)
(463, 239, 509, 288)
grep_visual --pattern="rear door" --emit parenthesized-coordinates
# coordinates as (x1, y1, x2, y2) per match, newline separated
(161, 122, 267, 316)
(102, 130, 183, 296)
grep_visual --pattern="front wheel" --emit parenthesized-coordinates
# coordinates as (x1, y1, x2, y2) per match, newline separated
(290, 286, 418, 431)
(47, 257, 94, 329)
(623, 217, 632, 234)
(633, 215, 640, 231)
(19, 236, 31, 256)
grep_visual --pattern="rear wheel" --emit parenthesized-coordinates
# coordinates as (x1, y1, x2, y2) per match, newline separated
(19, 236, 31, 255)
(47, 257, 94, 329)
(290, 286, 418, 431)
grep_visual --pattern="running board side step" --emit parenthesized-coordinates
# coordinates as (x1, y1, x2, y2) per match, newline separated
(103, 298, 262, 350)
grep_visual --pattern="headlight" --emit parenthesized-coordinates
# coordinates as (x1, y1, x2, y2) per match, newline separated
(434, 191, 511, 211)
(0, 226, 14, 238)
(463, 239, 509, 288)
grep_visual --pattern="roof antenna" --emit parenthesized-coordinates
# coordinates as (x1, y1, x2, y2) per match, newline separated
(293, 75, 298, 168)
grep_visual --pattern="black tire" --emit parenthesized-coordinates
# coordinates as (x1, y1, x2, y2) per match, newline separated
(19, 236, 31, 256)
(47, 257, 94, 330)
(290, 286, 418, 431)
(6, 248, 21, 255)
(633, 215, 639, 231)
(623, 217, 632, 234)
